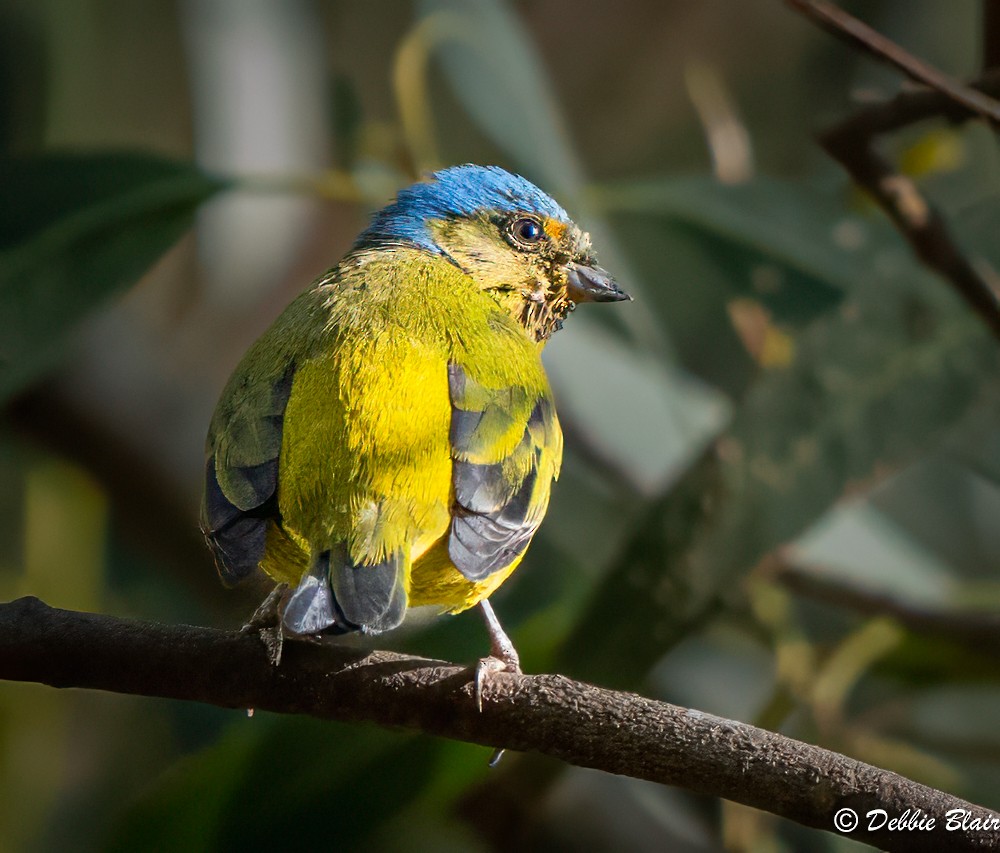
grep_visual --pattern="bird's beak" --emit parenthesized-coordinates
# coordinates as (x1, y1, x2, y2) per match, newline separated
(565, 263, 631, 303)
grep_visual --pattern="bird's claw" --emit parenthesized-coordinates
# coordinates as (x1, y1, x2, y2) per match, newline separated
(258, 624, 284, 666)
(474, 652, 521, 713)
(476, 649, 519, 766)
(241, 584, 288, 666)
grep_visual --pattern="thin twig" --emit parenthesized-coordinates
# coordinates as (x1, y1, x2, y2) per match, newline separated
(785, 0, 1000, 125)
(772, 561, 1000, 657)
(785, 0, 1000, 340)
(819, 120, 1000, 340)
(820, 69, 1000, 139)
(1, 597, 998, 851)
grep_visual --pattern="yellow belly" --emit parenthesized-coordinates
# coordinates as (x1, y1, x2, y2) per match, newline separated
(407, 534, 521, 613)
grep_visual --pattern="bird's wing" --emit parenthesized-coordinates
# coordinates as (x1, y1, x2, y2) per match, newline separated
(201, 287, 324, 589)
(202, 362, 294, 586)
(446, 362, 562, 581)
(203, 315, 415, 635)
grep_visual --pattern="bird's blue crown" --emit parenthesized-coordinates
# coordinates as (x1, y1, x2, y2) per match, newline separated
(355, 165, 570, 253)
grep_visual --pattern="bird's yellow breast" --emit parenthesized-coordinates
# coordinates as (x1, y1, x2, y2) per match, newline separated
(257, 248, 559, 613)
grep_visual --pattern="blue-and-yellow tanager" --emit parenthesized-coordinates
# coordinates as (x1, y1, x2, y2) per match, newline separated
(202, 165, 628, 672)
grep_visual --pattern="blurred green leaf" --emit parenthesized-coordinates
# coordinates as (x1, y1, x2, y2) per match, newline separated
(107, 716, 451, 853)
(951, 194, 1000, 335)
(415, 0, 579, 198)
(650, 622, 776, 723)
(105, 720, 257, 853)
(563, 258, 1000, 687)
(611, 215, 759, 398)
(792, 502, 958, 607)
(880, 681, 1000, 799)
(865, 458, 1000, 586)
(864, 631, 1000, 690)
(545, 320, 729, 497)
(598, 175, 889, 400)
(0, 152, 229, 400)
(595, 175, 870, 325)
(942, 416, 1000, 493)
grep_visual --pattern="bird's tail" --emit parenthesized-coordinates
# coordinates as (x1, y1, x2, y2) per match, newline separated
(281, 543, 408, 637)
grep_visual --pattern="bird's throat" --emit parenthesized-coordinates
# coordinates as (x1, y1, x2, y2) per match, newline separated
(490, 286, 573, 342)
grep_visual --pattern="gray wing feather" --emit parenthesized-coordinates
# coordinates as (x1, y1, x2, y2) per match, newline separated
(447, 361, 552, 582)
(202, 368, 293, 586)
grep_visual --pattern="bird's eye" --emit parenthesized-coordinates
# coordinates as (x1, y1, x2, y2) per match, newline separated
(511, 217, 543, 246)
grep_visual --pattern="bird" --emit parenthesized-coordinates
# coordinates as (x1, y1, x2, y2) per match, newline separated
(202, 164, 629, 684)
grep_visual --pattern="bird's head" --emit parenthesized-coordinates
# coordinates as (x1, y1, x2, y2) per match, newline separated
(355, 165, 629, 341)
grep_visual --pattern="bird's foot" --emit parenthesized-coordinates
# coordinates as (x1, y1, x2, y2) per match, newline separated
(475, 625, 520, 765)
(474, 652, 522, 713)
(259, 626, 284, 667)
(474, 599, 522, 713)
(241, 584, 288, 666)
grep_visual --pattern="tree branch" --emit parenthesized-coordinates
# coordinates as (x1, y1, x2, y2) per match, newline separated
(814, 69, 1000, 139)
(785, 0, 1000, 123)
(785, 0, 1000, 341)
(1, 597, 998, 851)
(772, 560, 1000, 657)
(818, 113, 1000, 342)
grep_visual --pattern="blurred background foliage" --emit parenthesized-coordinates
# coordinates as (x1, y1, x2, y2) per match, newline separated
(1, 0, 999, 850)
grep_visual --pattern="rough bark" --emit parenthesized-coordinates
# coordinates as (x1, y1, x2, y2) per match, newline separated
(1, 597, 997, 851)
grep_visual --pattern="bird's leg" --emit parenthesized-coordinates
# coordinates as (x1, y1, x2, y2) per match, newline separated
(480, 599, 521, 667)
(241, 583, 288, 666)
(474, 599, 522, 713)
